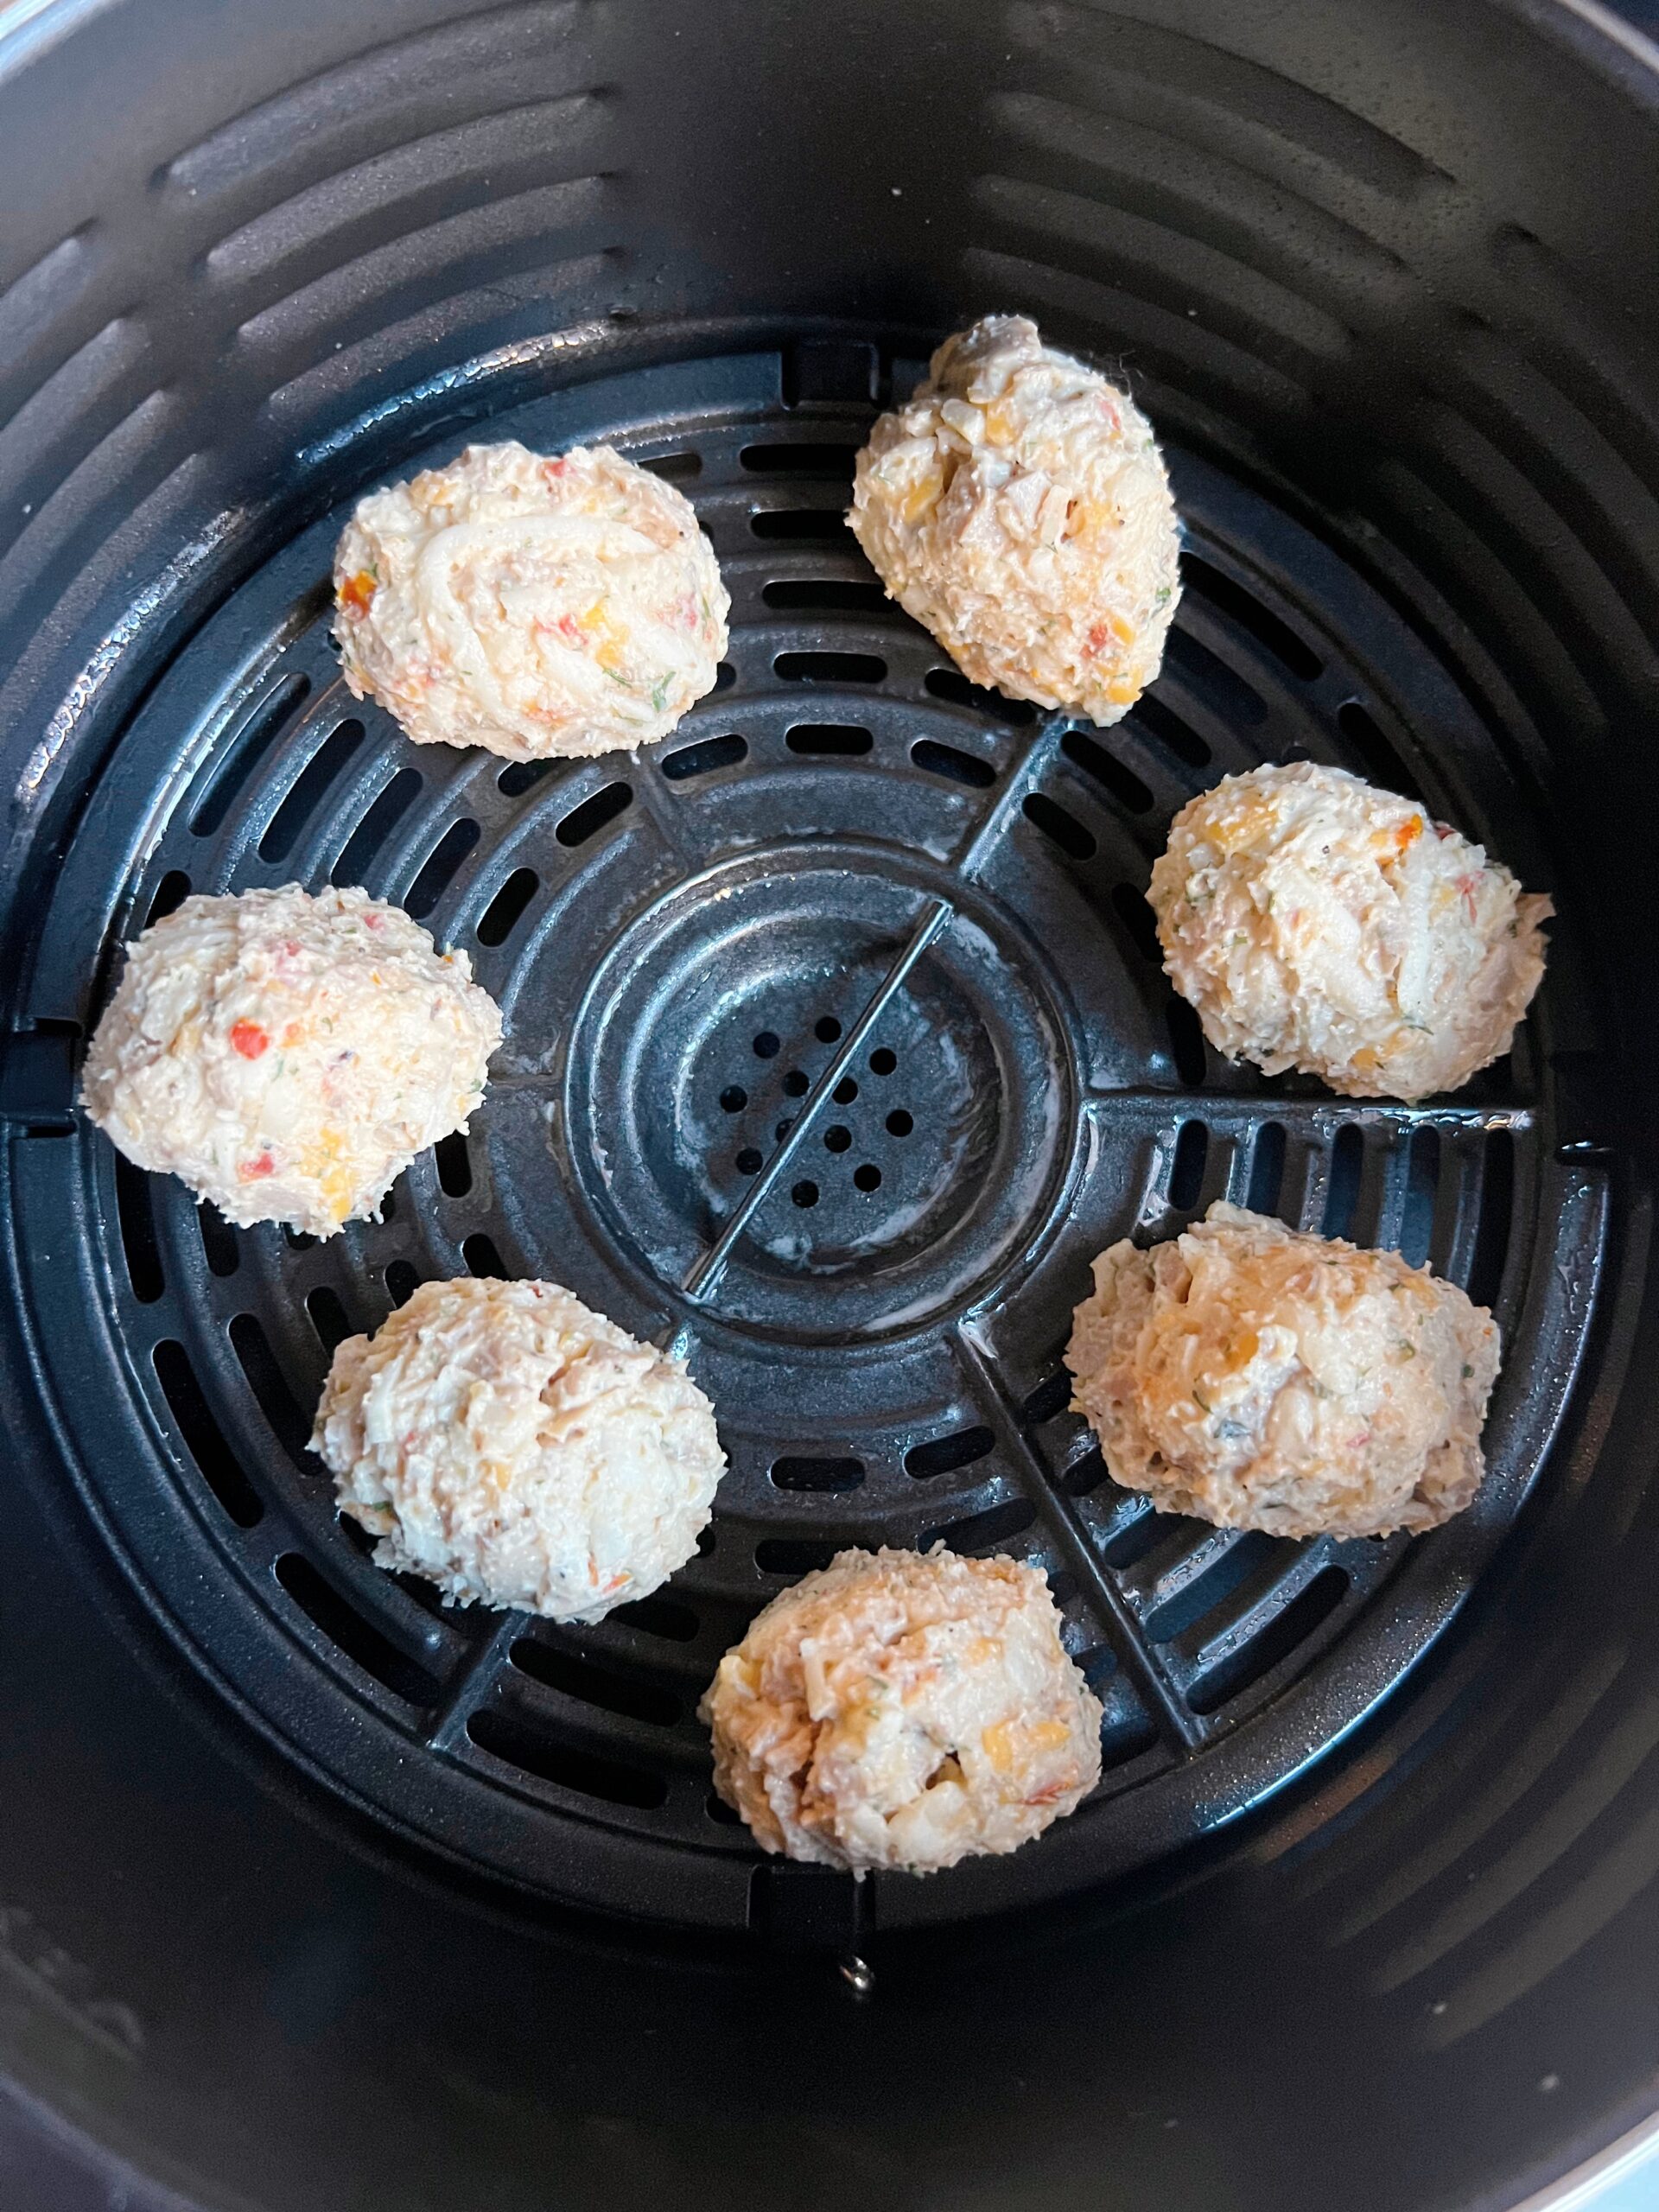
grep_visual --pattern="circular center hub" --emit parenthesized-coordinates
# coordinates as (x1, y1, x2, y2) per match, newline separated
(565, 842, 1076, 1340)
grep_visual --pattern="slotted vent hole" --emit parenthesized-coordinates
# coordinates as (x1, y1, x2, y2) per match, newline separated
(275, 1553, 441, 1705)
(920, 1498, 1036, 1554)
(741, 442, 857, 475)
(1467, 1130, 1516, 1309)
(1189, 1567, 1351, 1715)
(662, 733, 746, 780)
(1322, 1125, 1365, 1240)
(405, 818, 480, 918)
(1128, 692, 1211, 766)
(434, 1132, 473, 1197)
(609, 1593, 700, 1642)
(189, 674, 309, 836)
(785, 724, 872, 756)
(1103, 1506, 1188, 1570)
(556, 781, 632, 848)
(1111, 883, 1161, 962)
(1401, 1125, 1440, 1268)
(1023, 1370, 1071, 1424)
(467, 1709, 668, 1808)
(498, 758, 556, 800)
(639, 450, 702, 480)
(905, 1426, 995, 1479)
(385, 1260, 421, 1307)
(153, 1340, 263, 1527)
(477, 867, 538, 946)
(771, 1455, 865, 1492)
(306, 1286, 353, 1355)
(113, 1154, 163, 1304)
(925, 667, 1038, 723)
(763, 580, 887, 615)
(774, 650, 886, 684)
(1247, 1122, 1287, 1218)
(463, 1233, 508, 1280)
(1337, 700, 1422, 799)
(912, 738, 997, 788)
(1143, 1531, 1282, 1644)
(259, 719, 365, 862)
(1164, 626, 1268, 726)
(755, 1536, 843, 1574)
(145, 869, 191, 925)
(1023, 791, 1096, 861)
(333, 767, 422, 889)
(510, 1640, 682, 1726)
(750, 508, 849, 541)
(1062, 729, 1154, 814)
(1182, 556, 1324, 681)
(229, 1313, 311, 1459)
(1165, 997, 1208, 1084)
(1169, 1120, 1209, 1211)
(1061, 1447, 1109, 1497)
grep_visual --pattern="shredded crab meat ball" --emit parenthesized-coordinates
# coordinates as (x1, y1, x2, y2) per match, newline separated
(82, 884, 501, 1238)
(332, 439, 729, 761)
(700, 1547, 1103, 1873)
(849, 315, 1180, 724)
(1150, 762, 1551, 1100)
(1066, 1202, 1501, 1541)
(313, 1278, 726, 1621)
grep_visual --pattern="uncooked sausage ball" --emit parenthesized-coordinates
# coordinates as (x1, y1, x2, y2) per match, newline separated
(1066, 1202, 1500, 1541)
(333, 440, 729, 761)
(314, 1277, 726, 1620)
(700, 1546, 1103, 1872)
(1149, 762, 1550, 1100)
(82, 884, 501, 1237)
(849, 315, 1180, 724)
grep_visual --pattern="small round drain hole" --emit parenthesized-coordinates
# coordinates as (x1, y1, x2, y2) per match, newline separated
(854, 1164, 882, 1192)
(869, 1047, 897, 1076)
(782, 1068, 809, 1097)
(720, 1085, 747, 1113)
(736, 1148, 762, 1174)
(833, 1077, 858, 1104)
(815, 1015, 842, 1042)
(886, 1109, 913, 1137)
(753, 1031, 780, 1058)
(791, 1180, 819, 1208)
(823, 1125, 852, 1154)
(775, 1117, 794, 1141)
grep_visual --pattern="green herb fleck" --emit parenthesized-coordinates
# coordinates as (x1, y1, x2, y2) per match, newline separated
(1461, 1363, 1474, 1379)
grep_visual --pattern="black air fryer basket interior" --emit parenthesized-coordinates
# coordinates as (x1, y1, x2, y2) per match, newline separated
(3, 3, 1659, 2209)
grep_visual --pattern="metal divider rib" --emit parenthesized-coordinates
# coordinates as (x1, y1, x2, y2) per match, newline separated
(950, 1326, 1206, 1754)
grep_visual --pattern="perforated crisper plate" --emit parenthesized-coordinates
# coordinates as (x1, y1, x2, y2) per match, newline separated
(10, 349, 1606, 1932)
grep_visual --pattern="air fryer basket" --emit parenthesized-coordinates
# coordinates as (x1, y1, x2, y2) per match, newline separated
(3, 3, 1657, 2208)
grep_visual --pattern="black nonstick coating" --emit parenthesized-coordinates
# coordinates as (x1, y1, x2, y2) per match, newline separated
(2, 2, 1658, 2208)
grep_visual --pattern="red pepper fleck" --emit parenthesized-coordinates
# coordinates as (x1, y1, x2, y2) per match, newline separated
(340, 569, 378, 615)
(241, 1152, 276, 1180)
(543, 457, 570, 482)
(1084, 621, 1111, 658)
(556, 612, 583, 645)
(230, 1020, 270, 1059)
